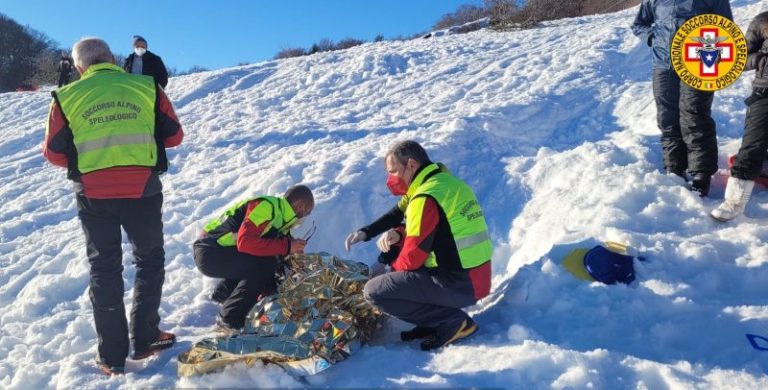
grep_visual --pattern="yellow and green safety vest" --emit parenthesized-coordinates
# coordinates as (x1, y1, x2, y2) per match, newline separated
(204, 196, 297, 247)
(405, 163, 493, 269)
(54, 63, 157, 174)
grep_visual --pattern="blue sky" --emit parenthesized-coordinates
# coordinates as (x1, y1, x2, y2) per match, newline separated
(3, 0, 482, 72)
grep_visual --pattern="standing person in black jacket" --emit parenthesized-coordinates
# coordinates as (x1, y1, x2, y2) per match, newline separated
(124, 35, 169, 89)
(711, 12, 768, 221)
(632, 0, 733, 197)
(57, 53, 72, 87)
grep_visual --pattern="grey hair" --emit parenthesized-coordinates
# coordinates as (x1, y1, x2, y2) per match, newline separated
(72, 37, 113, 70)
(386, 140, 431, 166)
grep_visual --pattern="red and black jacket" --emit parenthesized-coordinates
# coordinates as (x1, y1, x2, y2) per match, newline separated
(43, 85, 183, 199)
(199, 199, 292, 256)
(360, 165, 492, 299)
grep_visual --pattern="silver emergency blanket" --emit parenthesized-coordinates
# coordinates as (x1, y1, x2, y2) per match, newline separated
(177, 253, 380, 376)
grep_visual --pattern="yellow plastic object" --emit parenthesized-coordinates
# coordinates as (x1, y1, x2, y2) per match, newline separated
(562, 241, 632, 281)
(562, 248, 594, 281)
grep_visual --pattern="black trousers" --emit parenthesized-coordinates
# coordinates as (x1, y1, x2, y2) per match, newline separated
(652, 68, 718, 175)
(193, 240, 280, 328)
(76, 193, 166, 367)
(363, 268, 476, 330)
(731, 89, 768, 180)
(58, 72, 70, 87)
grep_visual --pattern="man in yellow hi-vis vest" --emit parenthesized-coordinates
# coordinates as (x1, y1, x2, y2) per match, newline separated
(43, 38, 183, 375)
(345, 140, 492, 350)
(192, 185, 314, 332)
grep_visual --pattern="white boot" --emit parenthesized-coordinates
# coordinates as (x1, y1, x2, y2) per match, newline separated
(711, 177, 755, 221)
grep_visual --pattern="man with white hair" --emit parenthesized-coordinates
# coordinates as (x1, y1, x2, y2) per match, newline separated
(43, 37, 183, 375)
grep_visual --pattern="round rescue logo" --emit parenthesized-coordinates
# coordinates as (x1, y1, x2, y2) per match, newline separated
(670, 14, 747, 91)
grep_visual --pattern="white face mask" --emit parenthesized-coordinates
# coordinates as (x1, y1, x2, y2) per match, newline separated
(291, 216, 306, 231)
(134, 47, 147, 56)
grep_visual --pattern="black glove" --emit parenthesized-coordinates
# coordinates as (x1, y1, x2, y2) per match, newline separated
(377, 249, 398, 265)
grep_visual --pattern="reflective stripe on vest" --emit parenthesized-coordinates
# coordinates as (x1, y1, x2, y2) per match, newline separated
(455, 230, 491, 251)
(406, 163, 493, 269)
(76, 133, 156, 153)
(55, 63, 157, 174)
(204, 196, 297, 247)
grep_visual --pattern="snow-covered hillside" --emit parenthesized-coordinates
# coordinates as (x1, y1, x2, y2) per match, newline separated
(2, 1, 768, 388)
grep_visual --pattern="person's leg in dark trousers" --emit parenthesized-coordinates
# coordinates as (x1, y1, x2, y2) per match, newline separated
(77, 195, 129, 368)
(363, 268, 476, 330)
(222, 277, 277, 328)
(653, 68, 686, 175)
(679, 83, 717, 176)
(211, 279, 240, 303)
(731, 90, 768, 180)
(193, 242, 279, 328)
(120, 194, 165, 352)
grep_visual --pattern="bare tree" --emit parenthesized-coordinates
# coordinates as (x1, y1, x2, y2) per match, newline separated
(434, 5, 488, 30)
(183, 65, 209, 75)
(582, 0, 640, 15)
(523, 0, 586, 22)
(274, 47, 306, 60)
(26, 52, 58, 87)
(114, 54, 127, 70)
(485, 0, 530, 30)
(310, 38, 335, 54)
(335, 38, 365, 50)
(0, 14, 57, 91)
(486, 0, 637, 31)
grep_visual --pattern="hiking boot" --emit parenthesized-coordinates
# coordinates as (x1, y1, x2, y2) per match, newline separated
(131, 331, 176, 360)
(213, 315, 242, 336)
(711, 177, 754, 222)
(401, 325, 436, 341)
(420, 318, 478, 351)
(96, 358, 125, 376)
(691, 173, 711, 197)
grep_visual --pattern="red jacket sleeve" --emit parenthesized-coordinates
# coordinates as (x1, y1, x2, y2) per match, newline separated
(391, 197, 439, 271)
(468, 261, 491, 300)
(43, 100, 70, 168)
(236, 200, 291, 257)
(155, 87, 183, 147)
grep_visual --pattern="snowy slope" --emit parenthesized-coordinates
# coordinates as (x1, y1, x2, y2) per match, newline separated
(2, 1, 768, 388)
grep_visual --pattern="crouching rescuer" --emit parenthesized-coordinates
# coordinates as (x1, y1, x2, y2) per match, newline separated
(345, 140, 492, 350)
(192, 185, 314, 332)
(42, 37, 184, 375)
